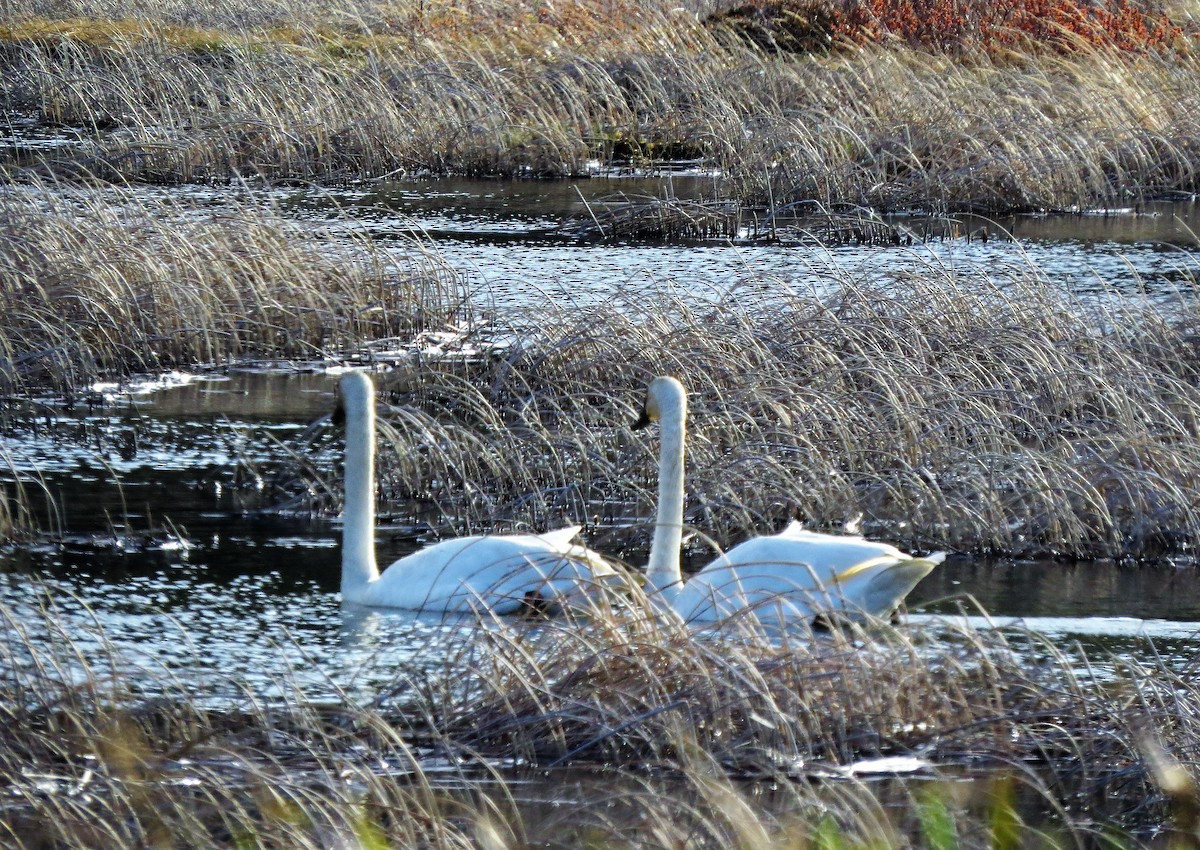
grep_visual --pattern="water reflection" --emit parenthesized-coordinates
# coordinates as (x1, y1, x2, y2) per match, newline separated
(2, 176, 1200, 701)
(913, 557, 1200, 621)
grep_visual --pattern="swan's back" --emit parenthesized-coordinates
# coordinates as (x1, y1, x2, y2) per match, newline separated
(349, 529, 618, 614)
(674, 521, 943, 623)
(705, 521, 909, 580)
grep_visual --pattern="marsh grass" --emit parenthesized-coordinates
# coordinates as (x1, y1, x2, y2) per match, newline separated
(2, 592, 1197, 849)
(268, 248, 1200, 563)
(0, 180, 468, 397)
(435, 597, 1198, 838)
(3, 1, 1200, 209)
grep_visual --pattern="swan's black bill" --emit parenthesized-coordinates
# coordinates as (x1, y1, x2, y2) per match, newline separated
(632, 409, 652, 430)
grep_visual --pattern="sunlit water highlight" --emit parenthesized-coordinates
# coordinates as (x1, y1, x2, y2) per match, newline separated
(279, 178, 1200, 315)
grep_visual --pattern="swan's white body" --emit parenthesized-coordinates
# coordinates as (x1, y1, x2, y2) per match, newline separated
(637, 376, 944, 624)
(339, 371, 618, 614)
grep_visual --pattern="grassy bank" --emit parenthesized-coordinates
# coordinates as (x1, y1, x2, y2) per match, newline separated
(1, 594, 1196, 849)
(2, 1, 1200, 210)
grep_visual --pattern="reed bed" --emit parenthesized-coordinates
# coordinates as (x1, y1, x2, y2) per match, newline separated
(0, 179, 468, 397)
(277, 252, 1200, 563)
(2, 1, 1200, 210)
(2, 592, 1198, 849)
(5, 174, 1198, 561)
(432, 599, 1200, 838)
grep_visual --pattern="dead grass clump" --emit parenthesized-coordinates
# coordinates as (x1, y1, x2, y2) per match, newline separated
(408, 601, 1200, 840)
(293, 253, 1200, 562)
(0, 180, 468, 397)
(4, 591, 1198, 848)
(716, 45, 1200, 211)
(4, 1, 1200, 209)
(562, 196, 912, 245)
(0, 601, 473, 849)
(563, 194, 744, 241)
(0, 2, 713, 182)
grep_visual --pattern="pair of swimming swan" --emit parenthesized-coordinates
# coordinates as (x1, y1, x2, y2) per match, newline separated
(338, 371, 943, 622)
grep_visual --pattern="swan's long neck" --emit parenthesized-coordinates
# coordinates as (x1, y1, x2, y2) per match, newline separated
(341, 372, 380, 594)
(645, 388, 686, 593)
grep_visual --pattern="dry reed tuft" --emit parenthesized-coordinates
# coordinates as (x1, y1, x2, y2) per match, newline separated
(0, 179, 468, 397)
(280, 251, 1200, 563)
(2, 0, 1199, 210)
(3, 592, 1198, 848)
(0, 595, 489, 849)
(427, 599, 1200, 839)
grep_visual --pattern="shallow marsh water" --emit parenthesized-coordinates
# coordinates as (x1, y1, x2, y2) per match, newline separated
(291, 178, 1200, 310)
(91, 177, 1200, 317)
(5, 177, 1200, 687)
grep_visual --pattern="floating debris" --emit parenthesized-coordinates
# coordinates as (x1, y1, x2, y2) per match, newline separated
(561, 193, 743, 242)
(561, 194, 974, 247)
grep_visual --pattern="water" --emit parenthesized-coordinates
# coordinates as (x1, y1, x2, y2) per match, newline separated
(4, 180, 1200, 704)
(63, 178, 1200, 317)
(281, 178, 1200, 313)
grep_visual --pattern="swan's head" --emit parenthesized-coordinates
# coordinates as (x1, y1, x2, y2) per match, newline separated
(633, 376, 687, 429)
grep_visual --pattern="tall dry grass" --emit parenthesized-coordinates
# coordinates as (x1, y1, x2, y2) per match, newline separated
(721, 45, 1200, 211)
(0, 179, 468, 397)
(5, 171, 1198, 562)
(2, 593, 1197, 848)
(2, 1, 1200, 210)
(278, 253, 1200, 563)
(433, 599, 1200, 840)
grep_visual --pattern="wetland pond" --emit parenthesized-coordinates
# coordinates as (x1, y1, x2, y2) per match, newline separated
(5, 178, 1200, 840)
(7, 177, 1200, 679)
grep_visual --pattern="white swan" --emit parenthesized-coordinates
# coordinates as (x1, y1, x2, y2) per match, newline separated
(338, 370, 619, 614)
(635, 376, 945, 624)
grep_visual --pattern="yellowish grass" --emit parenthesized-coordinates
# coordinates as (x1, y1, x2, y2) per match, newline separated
(1, 594, 1195, 848)
(3, 1, 1199, 208)
(0, 179, 468, 396)
(278, 256, 1200, 563)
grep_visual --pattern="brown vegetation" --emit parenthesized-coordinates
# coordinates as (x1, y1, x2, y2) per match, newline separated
(2, 594, 1197, 848)
(244, 251, 1200, 564)
(0, 181, 468, 397)
(4, 180, 1200, 562)
(1, 1, 1200, 210)
(706, 0, 1188, 56)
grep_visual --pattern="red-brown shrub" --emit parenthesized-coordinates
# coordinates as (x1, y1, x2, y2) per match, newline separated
(707, 0, 1188, 56)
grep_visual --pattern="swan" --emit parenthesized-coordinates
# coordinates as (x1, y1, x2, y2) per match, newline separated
(634, 376, 944, 624)
(338, 370, 619, 614)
